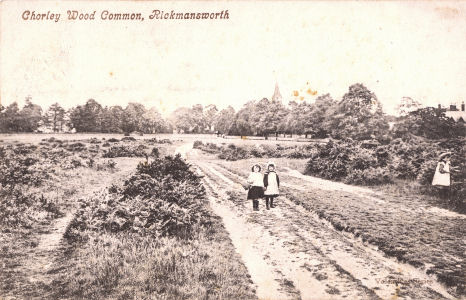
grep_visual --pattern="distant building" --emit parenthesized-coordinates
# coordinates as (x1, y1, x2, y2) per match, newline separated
(271, 82, 283, 102)
(441, 101, 466, 123)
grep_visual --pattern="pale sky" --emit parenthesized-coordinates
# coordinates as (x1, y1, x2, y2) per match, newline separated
(1, 1, 466, 116)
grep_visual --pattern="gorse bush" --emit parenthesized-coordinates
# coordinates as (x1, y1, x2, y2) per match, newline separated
(303, 137, 465, 207)
(67, 154, 208, 240)
(145, 137, 172, 144)
(65, 142, 87, 152)
(344, 167, 393, 185)
(193, 140, 203, 148)
(0, 138, 136, 230)
(194, 140, 313, 161)
(218, 144, 251, 161)
(0, 144, 74, 229)
(386, 138, 438, 180)
(305, 139, 354, 181)
(121, 136, 137, 142)
(0, 151, 50, 187)
(0, 186, 62, 228)
(88, 138, 102, 144)
(103, 145, 147, 158)
(136, 154, 200, 182)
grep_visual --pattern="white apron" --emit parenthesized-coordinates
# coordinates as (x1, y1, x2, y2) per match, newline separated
(265, 172, 279, 195)
(432, 161, 450, 187)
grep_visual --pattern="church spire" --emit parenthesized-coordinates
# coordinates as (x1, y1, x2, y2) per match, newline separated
(272, 82, 282, 102)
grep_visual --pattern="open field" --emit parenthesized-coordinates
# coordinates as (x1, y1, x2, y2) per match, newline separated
(0, 134, 255, 299)
(0, 133, 316, 144)
(1, 133, 464, 299)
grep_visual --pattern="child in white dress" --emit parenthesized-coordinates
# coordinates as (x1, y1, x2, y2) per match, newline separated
(432, 152, 457, 199)
(246, 164, 264, 211)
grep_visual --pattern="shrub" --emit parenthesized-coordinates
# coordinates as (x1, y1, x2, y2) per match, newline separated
(103, 145, 146, 158)
(121, 137, 136, 142)
(89, 138, 102, 144)
(42, 137, 62, 143)
(305, 139, 390, 184)
(218, 144, 250, 161)
(259, 144, 281, 157)
(0, 187, 62, 229)
(304, 137, 465, 194)
(145, 138, 172, 144)
(0, 155, 49, 186)
(285, 145, 315, 159)
(60, 156, 84, 170)
(193, 140, 203, 149)
(13, 144, 38, 155)
(305, 140, 354, 180)
(66, 142, 87, 152)
(67, 154, 209, 241)
(344, 167, 393, 185)
(108, 138, 120, 143)
(417, 158, 438, 186)
(150, 147, 160, 158)
(136, 154, 200, 183)
(249, 146, 264, 158)
(349, 148, 378, 170)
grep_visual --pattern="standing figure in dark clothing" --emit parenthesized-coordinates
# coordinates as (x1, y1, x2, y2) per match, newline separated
(263, 161, 280, 209)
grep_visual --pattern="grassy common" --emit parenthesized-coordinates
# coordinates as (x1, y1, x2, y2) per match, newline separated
(0, 134, 256, 300)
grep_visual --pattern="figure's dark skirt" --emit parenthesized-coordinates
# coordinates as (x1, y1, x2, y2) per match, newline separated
(247, 186, 264, 199)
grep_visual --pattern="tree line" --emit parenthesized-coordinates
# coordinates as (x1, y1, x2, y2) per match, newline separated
(169, 83, 464, 140)
(0, 98, 172, 134)
(1, 83, 464, 140)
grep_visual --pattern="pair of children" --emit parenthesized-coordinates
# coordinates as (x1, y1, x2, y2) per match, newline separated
(246, 162, 280, 211)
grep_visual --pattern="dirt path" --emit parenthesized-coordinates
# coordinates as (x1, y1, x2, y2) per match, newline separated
(2, 157, 143, 300)
(179, 144, 458, 300)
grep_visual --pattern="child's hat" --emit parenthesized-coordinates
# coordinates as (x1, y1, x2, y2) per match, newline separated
(251, 163, 262, 171)
(267, 161, 276, 167)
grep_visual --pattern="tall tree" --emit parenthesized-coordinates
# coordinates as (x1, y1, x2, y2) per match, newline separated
(0, 102, 22, 132)
(169, 107, 192, 133)
(169, 105, 207, 134)
(325, 84, 389, 140)
(44, 103, 65, 132)
(204, 104, 218, 132)
(230, 100, 255, 136)
(69, 99, 103, 132)
(256, 98, 288, 137)
(281, 101, 312, 137)
(19, 97, 43, 132)
(213, 106, 236, 134)
(190, 104, 207, 133)
(142, 107, 166, 133)
(121, 103, 146, 133)
(307, 94, 335, 138)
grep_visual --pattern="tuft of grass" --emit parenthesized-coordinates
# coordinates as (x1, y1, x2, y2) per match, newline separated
(53, 216, 256, 299)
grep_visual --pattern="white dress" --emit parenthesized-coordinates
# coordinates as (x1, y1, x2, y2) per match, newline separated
(265, 172, 279, 196)
(432, 161, 450, 186)
(247, 172, 264, 187)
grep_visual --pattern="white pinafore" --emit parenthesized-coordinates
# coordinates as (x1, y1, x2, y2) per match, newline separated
(432, 161, 450, 187)
(264, 172, 279, 196)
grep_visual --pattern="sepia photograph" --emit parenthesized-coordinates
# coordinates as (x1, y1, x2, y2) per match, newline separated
(0, 1, 465, 299)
